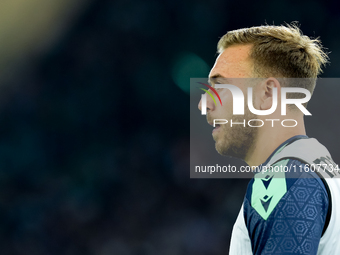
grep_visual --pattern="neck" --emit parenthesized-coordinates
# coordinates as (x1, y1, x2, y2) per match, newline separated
(245, 114, 306, 168)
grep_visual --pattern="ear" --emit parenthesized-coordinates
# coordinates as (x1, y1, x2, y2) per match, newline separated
(260, 78, 281, 110)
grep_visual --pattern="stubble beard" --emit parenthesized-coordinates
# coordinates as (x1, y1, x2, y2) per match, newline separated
(215, 110, 258, 161)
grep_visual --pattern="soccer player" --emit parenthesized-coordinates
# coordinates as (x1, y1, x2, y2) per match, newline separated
(198, 25, 340, 254)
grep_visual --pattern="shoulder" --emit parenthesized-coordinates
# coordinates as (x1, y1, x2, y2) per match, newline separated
(243, 159, 329, 254)
(245, 158, 328, 205)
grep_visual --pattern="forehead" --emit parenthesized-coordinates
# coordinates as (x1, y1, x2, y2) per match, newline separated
(209, 44, 253, 79)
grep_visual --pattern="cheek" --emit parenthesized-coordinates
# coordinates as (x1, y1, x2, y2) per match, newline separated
(219, 89, 233, 106)
(246, 86, 262, 110)
(218, 89, 238, 115)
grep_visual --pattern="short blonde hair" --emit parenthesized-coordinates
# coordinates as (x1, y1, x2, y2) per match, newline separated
(217, 24, 329, 80)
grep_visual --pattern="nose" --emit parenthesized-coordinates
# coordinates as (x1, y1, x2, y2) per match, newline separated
(198, 90, 215, 113)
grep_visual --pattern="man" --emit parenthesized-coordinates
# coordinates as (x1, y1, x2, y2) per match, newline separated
(198, 25, 340, 254)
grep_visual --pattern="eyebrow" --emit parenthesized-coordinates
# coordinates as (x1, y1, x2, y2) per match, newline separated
(208, 74, 232, 85)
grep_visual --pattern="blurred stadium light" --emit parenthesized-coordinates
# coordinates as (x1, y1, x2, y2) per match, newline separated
(0, 0, 92, 82)
(172, 52, 210, 94)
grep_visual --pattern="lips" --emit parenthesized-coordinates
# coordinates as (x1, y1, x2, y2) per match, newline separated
(213, 124, 221, 133)
(208, 121, 221, 133)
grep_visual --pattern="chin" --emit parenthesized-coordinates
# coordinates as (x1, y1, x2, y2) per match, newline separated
(215, 143, 225, 156)
(215, 138, 248, 160)
(215, 140, 231, 157)
(213, 121, 256, 160)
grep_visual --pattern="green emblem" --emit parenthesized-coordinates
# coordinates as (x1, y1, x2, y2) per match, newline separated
(251, 159, 288, 220)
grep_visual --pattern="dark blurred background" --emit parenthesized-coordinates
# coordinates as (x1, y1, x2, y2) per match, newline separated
(0, 0, 340, 254)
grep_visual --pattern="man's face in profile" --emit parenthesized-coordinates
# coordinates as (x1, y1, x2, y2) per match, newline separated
(198, 44, 259, 160)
